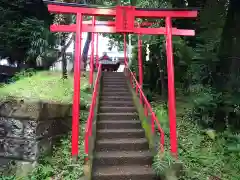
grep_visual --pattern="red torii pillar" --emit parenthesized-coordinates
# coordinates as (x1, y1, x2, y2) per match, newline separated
(96, 33, 99, 69)
(89, 16, 96, 87)
(46, 1, 197, 159)
(138, 34, 143, 88)
(73, 13, 82, 159)
(124, 34, 127, 66)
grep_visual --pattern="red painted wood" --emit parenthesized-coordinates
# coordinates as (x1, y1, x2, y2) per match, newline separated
(71, 13, 83, 158)
(116, 6, 135, 32)
(85, 64, 102, 160)
(166, 17, 178, 158)
(126, 68, 165, 153)
(134, 10, 197, 18)
(124, 34, 127, 66)
(89, 16, 96, 86)
(48, 4, 116, 15)
(50, 24, 195, 36)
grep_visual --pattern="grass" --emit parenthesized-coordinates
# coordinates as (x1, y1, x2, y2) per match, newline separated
(152, 97, 240, 180)
(0, 71, 92, 104)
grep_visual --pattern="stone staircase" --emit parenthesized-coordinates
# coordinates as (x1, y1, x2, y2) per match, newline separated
(92, 72, 155, 180)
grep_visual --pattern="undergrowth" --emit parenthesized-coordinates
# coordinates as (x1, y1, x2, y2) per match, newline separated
(151, 98, 240, 180)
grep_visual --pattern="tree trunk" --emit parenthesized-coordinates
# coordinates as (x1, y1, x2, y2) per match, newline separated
(79, 0, 95, 71)
(195, 0, 228, 85)
(61, 33, 68, 79)
(58, 34, 74, 59)
(81, 32, 92, 70)
(158, 55, 167, 98)
(62, 52, 67, 78)
(171, 0, 208, 47)
(218, 0, 240, 89)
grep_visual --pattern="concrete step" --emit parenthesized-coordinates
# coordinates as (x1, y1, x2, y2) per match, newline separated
(103, 79, 126, 82)
(103, 83, 128, 87)
(101, 92, 131, 97)
(101, 84, 129, 88)
(93, 165, 155, 180)
(99, 106, 136, 113)
(102, 73, 125, 76)
(102, 80, 126, 83)
(95, 138, 149, 151)
(99, 100, 134, 107)
(103, 72, 125, 74)
(94, 150, 152, 166)
(101, 76, 126, 80)
(101, 88, 129, 93)
(102, 78, 125, 81)
(102, 81, 126, 84)
(102, 78, 126, 81)
(103, 76, 125, 78)
(97, 129, 145, 139)
(92, 72, 155, 180)
(100, 96, 132, 101)
(97, 120, 142, 129)
(98, 113, 139, 121)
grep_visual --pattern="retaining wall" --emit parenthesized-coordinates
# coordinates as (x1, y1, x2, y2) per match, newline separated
(0, 97, 72, 177)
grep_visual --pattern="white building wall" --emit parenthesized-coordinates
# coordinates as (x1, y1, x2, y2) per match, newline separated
(50, 58, 73, 71)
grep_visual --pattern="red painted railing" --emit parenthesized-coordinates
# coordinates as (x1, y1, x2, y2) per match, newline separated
(85, 64, 102, 159)
(125, 67, 165, 152)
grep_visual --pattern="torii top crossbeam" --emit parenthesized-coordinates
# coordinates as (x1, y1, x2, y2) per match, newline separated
(45, 1, 197, 35)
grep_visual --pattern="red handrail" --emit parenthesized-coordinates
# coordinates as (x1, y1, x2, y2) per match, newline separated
(85, 64, 102, 159)
(125, 67, 165, 152)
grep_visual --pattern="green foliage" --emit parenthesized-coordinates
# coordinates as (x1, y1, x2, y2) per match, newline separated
(152, 101, 169, 132)
(24, 18, 56, 59)
(223, 132, 240, 153)
(0, 177, 16, 180)
(29, 127, 86, 180)
(10, 68, 36, 81)
(0, 1, 55, 66)
(153, 151, 177, 176)
(152, 100, 240, 180)
(187, 85, 222, 127)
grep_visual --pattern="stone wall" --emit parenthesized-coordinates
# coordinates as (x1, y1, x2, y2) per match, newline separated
(0, 97, 72, 176)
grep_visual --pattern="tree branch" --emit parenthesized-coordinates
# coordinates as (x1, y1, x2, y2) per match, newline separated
(58, 34, 74, 59)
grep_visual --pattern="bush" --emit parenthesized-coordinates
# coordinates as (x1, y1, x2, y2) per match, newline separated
(188, 84, 222, 128)
(152, 99, 240, 180)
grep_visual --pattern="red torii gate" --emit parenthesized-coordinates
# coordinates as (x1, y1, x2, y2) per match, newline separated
(45, 1, 198, 159)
